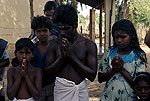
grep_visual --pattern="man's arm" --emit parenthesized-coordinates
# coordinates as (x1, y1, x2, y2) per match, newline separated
(69, 41, 98, 82)
(25, 68, 42, 100)
(45, 41, 63, 75)
(7, 68, 22, 100)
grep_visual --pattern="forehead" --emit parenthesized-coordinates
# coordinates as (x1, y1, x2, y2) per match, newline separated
(114, 30, 129, 36)
(56, 22, 70, 26)
(17, 47, 32, 52)
(35, 27, 49, 31)
(45, 10, 54, 14)
(135, 80, 150, 87)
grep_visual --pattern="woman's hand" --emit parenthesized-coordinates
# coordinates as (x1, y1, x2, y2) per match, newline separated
(111, 55, 124, 73)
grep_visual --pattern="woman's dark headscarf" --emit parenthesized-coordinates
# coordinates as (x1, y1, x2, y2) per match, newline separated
(112, 19, 146, 63)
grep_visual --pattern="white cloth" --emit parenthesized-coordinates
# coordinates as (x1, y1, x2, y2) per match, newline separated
(12, 97, 34, 101)
(54, 77, 89, 101)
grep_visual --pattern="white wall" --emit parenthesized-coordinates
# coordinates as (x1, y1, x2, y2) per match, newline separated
(0, 0, 48, 43)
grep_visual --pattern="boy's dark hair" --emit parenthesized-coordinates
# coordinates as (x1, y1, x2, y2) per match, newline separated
(44, 1, 58, 11)
(53, 5, 78, 27)
(133, 72, 150, 87)
(31, 16, 52, 32)
(15, 38, 34, 53)
(112, 19, 147, 63)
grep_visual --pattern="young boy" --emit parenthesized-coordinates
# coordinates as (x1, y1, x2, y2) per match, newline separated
(7, 38, 42, 101)
(31, 16, 60, 101)
(44, 1, 58, 20)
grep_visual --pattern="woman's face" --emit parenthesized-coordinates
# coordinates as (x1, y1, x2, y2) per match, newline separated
(135, 81, 150, 100)
(114, 30, 131, 50)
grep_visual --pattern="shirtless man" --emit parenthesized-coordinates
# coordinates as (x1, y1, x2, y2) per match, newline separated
(7, 38, 42, 101)
(46, 5, 98, 101)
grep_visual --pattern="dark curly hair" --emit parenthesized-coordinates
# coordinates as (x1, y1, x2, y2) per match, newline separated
(52, 5, 78, 27)
(15, 38, 34, 54)
(112, 19, 147, 63)
(31, 16, 52, 32)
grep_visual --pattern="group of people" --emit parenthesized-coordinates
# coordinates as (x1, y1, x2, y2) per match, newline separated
(0, 1, 149, 101)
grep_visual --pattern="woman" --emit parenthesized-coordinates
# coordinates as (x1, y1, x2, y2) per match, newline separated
(98, 19, 147, 101)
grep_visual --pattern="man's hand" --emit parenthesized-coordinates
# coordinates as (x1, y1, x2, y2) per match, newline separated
(61, 38, 73, 58)
(111, 55, 124, 73)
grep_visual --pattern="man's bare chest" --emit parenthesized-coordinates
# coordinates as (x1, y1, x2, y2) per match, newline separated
(72, 45, 87, 60)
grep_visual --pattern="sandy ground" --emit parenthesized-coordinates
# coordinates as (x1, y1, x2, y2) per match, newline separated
(3, 44, 150, 101)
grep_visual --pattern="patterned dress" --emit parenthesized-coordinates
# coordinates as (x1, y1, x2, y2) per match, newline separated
(98, 47, 146, 101)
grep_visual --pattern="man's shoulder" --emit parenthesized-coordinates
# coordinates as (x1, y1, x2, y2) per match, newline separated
(48, 38, 60, 47)
(80, 35, 96, 46)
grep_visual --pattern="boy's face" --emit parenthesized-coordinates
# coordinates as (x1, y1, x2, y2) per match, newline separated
(35, 28, 50, 42)
(44, 9, 55, 20)
(135, 81, 150, 100)
(15, 48, 33, 65)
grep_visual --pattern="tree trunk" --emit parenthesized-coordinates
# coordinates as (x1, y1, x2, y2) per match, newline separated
(29, 0, 34, 39)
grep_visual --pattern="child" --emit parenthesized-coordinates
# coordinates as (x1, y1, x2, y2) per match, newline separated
(133, 72, 150, 101)
(7, 38, 42, 101)
(98, 19, 147, 101)
(44, 1, 58, 20)
(31, 16, 58, 101)
(44, 1, 59, 38)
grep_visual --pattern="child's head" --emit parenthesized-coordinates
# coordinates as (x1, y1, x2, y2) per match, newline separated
(15, 38, 34, 64)
(44, 1, 58, 20)
(31, 16, 52, 42)
(133, 72, 150, 100)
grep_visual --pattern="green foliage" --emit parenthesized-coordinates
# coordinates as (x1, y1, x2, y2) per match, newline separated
(129, 0, 150, 26)
(62, 0, 77, 7)
(79, 15, 88, 25)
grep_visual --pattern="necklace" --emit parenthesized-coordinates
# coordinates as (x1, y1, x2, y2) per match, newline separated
(71, 34, 80, 47)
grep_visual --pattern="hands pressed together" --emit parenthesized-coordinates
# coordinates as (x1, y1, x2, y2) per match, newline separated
(111, 55, 124, 73)
(20, 58, 28, 78)
(61, 38, 74, 58)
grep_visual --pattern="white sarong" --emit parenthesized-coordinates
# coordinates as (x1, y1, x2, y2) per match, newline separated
(54, 77, 89, 101)
(12, 97, 34, 101)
